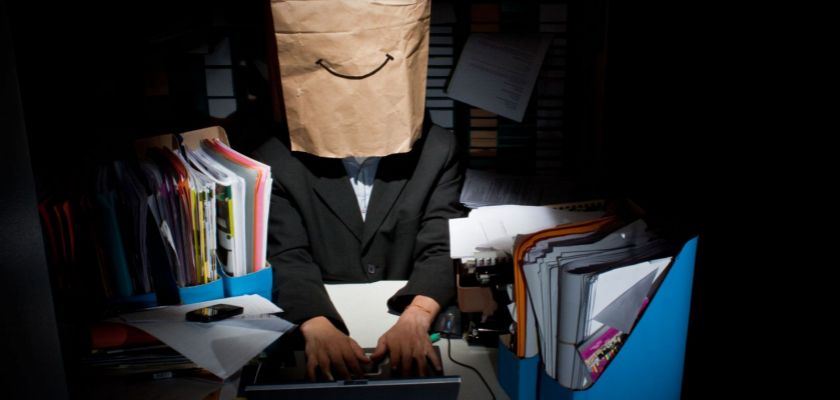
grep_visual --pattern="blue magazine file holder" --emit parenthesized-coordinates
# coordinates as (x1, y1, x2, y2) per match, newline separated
(497, 237, 697, 400)
(498, 339, 540, 400)
(178, 278, 224, 305)
(537, 236, 697, 400)
(221, 265, 273, 301)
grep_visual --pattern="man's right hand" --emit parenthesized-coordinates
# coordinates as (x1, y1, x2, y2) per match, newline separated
(299, 316, 370, 381)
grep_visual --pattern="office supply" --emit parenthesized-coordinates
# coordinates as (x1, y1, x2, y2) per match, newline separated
(461, 248, 510, 286)
(447, 33, 553, 122)
(171, 149, 219, 285)
(94, 190, 134, 298)
(519, 218, 675, 387)
(577, 325, 625, 382)
(176, 269, 224, 304)
(188, 147, 248, 276)
(120, 294, 294, 379)
(83, 344, 201, 378)
(536, 237, 697, 400)
(434, 306, 462, 339)
(511, 216, 617, 358)
(448, 205, 604, 259)
(497, 334, 538, 400)
(151, 146, 223, 289)
(221, 264, 273, 300)
(201, 138, 272, 275)
(134, 126, 265, 291)
(238, 347, 460, 400)
(113, 161, 153, 294)
(148, 148, 199, 284)
(498, 237, 697, 399)
(551, 258, 671, 388)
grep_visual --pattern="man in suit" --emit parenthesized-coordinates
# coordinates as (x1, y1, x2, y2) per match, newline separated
(259, 0, 460, 381)
(253, 117, 462, 381)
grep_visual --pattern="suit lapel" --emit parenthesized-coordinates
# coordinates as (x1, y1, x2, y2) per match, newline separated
(312, 158, 364, 242)
(361, 155, 411, 248)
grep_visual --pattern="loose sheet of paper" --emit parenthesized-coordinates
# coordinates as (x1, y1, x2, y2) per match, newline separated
(121, 295, 294, 379)
(324, 281, 403, 348)
(447, 33, 553, 122)
(449, 205, 603, 258)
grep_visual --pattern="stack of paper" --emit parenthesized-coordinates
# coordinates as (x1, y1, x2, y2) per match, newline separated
(448, 204, 604, 259)
(187, 148, 248, 276)
(120, 295, 294, 379)
(448, 205, 607, 361)
(86, 132, 272, 308)
(516, 218, 676, 389)
(201, 139, 272, 276)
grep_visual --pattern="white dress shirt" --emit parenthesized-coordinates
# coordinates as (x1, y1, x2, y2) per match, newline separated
(341, 156, 381, 221)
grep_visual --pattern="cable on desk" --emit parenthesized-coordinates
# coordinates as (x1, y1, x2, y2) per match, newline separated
(447, 337, 497, 400)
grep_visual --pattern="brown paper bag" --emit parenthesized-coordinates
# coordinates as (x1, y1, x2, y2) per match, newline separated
(271, 0, 431, 158)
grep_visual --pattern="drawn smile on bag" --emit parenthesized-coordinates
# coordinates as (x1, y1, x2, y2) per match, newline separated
(315, 53, 395, 80)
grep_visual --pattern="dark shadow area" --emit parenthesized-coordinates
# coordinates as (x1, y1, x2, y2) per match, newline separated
(604, 2, 765, 398)
(5, 0, 763, 398)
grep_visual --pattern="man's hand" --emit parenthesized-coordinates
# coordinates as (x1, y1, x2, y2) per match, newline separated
(371, 295, 442, 376)
(300, 316, 370, 381)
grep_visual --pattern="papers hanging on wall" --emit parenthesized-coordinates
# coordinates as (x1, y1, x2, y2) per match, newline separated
(447, 33, 553, 122)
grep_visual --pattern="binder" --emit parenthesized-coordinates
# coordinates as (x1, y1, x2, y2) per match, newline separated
(512, 217, 617, 358)
(498, 237, 697, 400)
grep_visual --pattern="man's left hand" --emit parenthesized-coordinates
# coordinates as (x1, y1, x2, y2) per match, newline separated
(371, 296, 442, 376)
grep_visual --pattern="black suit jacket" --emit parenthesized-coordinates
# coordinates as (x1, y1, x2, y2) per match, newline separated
(253, 124, 464, 333)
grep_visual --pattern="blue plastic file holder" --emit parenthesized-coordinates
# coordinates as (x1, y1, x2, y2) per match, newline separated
(536, 236, 698, 400)
(109, 291, 158, 310)
(498, 340, 540, 400)
(220, 265, 273, 301)
(496, 237, 698, 400)
(177, 277, 224, 305)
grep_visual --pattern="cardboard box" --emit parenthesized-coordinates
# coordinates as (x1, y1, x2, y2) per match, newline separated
(133, 125, 230, 159)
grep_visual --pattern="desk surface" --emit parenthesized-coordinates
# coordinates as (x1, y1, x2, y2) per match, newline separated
(83, 281, 510, 400)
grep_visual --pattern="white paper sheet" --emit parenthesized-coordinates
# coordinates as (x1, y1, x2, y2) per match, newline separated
(448, 205, 603, 258)
(447, 33, 553, 121)
(324, 281, 403, 348)
(121, 295, 294, 379)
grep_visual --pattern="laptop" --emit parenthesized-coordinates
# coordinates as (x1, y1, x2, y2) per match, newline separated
(238, 347, 461, 400)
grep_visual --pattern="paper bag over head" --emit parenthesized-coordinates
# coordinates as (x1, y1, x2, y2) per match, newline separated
(271, 0, 431, 158)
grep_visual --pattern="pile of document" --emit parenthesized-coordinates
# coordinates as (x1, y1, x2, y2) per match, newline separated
(88, 137, 270, 302)
(515, 218, 675, 389)
(117, 295, 294, 379)
(459, 169, 600, 209)
(82, 295, 294, 380)
(448, 203, 677, 390)
(82, 342, 200, 379)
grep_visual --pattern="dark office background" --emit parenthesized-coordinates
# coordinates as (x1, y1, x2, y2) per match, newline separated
(3, 0, 783, 398)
